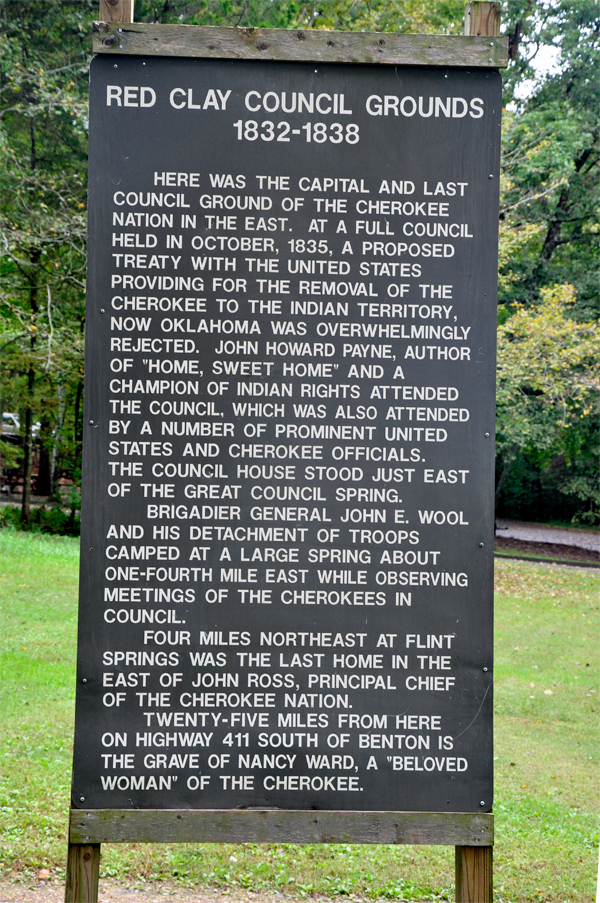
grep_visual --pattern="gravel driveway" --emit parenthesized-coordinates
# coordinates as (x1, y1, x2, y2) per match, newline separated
(495, 519, 599, 553)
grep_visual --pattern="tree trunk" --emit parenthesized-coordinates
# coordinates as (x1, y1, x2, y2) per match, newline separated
(494, 445, 518, 514)
(68, 380, 84, 531)
(20, 367, 35, 524)
(36, 419, 52, 496)
(73, 380, 83, 457)
(540, 187, 570, 262)
(21, 130, 40, 521)
(50, 383, 66, 497)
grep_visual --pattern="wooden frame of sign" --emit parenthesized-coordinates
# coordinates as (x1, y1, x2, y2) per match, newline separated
(65, 3, 505, 901)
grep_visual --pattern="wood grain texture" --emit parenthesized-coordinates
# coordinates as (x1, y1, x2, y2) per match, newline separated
(64, 843, 101, 903)
(464, 2, 501, 37)
(455, 845, 493, 902)
(92, 23, 508, 67)
(69, 809, 493, 845)
(99, 0, 134, 23)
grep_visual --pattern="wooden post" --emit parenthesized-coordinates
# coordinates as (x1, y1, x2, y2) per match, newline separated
(458, 0, 498, 885)
(455, 845, 493, 903)
(464, 1, 501, 37)
(64, 843, 101, 903)
(99, 0, 134, 23)
(65, 34, 133, 903)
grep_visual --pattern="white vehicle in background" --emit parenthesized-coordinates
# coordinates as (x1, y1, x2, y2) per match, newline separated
(1, 413, 40, 497)
(1, 412, 40, 439)
(2, 412, 21, 439)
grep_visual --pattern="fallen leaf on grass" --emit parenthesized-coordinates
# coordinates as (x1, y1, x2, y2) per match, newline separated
(544, 689, 553, 695)
(37, 869, 50, 880)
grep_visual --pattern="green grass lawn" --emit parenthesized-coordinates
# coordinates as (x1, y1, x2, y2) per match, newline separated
(0, 530, 598, 902)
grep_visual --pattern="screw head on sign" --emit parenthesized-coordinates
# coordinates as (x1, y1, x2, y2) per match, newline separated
(483, 667, 488, 672)
(79, 796, 85, 802)
(89, 420, 94, 425)
(479, 542, 484, 547)
(82, 678, 87, 683)
(484, 432, 490, 437)
(479, 801, 485, 807)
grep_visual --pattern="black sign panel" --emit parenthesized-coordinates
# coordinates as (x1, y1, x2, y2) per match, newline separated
(73, 55, 500, 813)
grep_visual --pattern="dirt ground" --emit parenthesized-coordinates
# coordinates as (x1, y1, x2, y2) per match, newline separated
(0, 881, 305, 903)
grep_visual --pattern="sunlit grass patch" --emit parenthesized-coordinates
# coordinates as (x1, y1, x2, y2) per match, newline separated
(0, 533, 598, 901)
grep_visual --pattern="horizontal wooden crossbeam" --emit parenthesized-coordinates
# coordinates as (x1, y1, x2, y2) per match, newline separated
(70, 809, 493, 845)
(92, 23, 508, 67)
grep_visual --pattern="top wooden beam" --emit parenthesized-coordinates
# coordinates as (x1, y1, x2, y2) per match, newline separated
(92, 23, 508, 68)
(99, 0, 133, 23)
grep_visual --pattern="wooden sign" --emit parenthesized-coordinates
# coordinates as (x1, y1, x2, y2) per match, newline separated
(66, 7, 505, 901)
(75, 53, 500, 814)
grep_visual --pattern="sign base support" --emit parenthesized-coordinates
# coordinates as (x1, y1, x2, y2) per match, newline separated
(63, 841, 492, 903)
(65, 809, 493, 902)
(455, 845, 493, 902)
(64, 842, 100, 903)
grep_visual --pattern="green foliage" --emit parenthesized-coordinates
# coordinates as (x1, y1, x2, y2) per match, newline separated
(0, 1, 91, 517)
(290, 0, 465, 34)
(1, 1, 597, 527)
(0, 501, 80, 534)
(495, 1, 599, 521)
(133, 0, 464, 33)
(499, 1, 600, 319)
(496, 284, 599, 523)
(135, 0, 299, 28)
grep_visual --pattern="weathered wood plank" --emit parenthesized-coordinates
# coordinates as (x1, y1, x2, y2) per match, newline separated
(92, 23, 507, 67)
(99, 0, 134, 23)
(464, 2, 501, 37)
(70, 809, 493, 845)
(64, 843, 101, 903)
(455, 845, 493, 902)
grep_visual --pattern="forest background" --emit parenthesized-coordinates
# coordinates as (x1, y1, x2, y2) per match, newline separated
(0, 0, 598, 533)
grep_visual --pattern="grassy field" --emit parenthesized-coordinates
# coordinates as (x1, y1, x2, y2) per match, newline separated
(0, 529, 598, 902)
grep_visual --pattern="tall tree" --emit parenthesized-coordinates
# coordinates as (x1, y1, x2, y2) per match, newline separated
(0, 0, 90, 521)
(499, 0, 599, 319)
